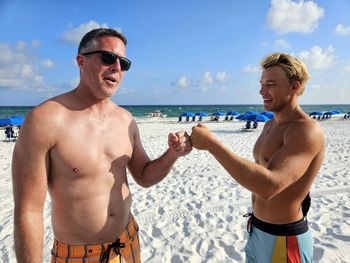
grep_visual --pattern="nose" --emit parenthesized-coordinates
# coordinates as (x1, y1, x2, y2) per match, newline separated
(259, 84, 266, 96)
(110, 58, 122, 72)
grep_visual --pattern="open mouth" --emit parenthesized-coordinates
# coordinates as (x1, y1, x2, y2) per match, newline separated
(103, 76, 117, 85)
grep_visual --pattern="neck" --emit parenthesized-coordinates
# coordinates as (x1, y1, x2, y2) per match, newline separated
(274, 103, 300, 124)
(71, 85, 112, 113)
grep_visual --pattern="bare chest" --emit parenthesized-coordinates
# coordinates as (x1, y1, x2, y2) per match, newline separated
(253, 126, 285, 165)
(50, 119, 134, 179)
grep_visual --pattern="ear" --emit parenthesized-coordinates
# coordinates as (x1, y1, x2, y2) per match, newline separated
(291, 80, 301, 95)
(76, 54, 85, 70)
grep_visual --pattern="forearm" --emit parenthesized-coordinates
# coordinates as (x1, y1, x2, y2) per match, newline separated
(139, 149, 179, 187)
(14, 210, 44, 262)
(208, 139, 277, 199)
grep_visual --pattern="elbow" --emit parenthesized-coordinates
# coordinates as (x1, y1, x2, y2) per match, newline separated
(137, 180, 153, 188)
(258, 182, 281, 201)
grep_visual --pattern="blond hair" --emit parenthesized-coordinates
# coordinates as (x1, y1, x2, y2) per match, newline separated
(261, 53, 310, 95)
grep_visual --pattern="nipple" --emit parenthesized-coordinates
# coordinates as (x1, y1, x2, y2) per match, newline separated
(73, 167, 79, 173)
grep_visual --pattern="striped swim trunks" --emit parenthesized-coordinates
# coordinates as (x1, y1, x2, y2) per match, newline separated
(244, 214, 313, 263)
(51, 217, 140, 263)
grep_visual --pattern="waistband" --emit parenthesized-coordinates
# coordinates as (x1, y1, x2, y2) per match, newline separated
(246, 213, 309, 236)
(51, 216, 139, 259)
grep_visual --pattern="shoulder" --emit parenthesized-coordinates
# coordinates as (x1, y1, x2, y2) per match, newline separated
(19, 97, 70, 148)
(285, 115, 324, 149)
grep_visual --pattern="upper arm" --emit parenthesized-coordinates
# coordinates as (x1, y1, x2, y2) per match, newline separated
(127, 119, 151, 184)
(267, 121, 324, 193)
(12, 108, 55, 214)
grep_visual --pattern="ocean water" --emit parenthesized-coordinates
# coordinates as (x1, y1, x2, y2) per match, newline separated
(0, 105, 349, 119)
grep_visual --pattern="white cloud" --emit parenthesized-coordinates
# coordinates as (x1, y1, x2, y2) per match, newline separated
(297, 45, 334, 70)
(0, 42, 50, 91)
(16, 41, 26, 51)
(216, 71, 227, 82)
(60, 20, 110, 45)
(344, 66, 350, 72)
(41, 59, 54, 68)
(334, 24, 350, 36)
(174, 76, 189, 88)
(267, 0, 324, 34)
(274, 38, 291, 49)
(242, 65, 261, 73)
(32, 39, 40, 47)
(201, 71, 213, 85)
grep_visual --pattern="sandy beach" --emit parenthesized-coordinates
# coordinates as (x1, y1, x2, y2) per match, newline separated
(1, 117, 349, 262)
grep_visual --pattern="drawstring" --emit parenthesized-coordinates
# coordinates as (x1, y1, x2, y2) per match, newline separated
(243, 213, 253, 235)
(100, 238, 125, 263)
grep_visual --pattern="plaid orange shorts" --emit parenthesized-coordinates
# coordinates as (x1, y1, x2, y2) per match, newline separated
(51, 217, 140, 263)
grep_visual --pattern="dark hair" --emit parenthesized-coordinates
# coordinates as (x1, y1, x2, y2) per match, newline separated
(78, 28, 127, 54)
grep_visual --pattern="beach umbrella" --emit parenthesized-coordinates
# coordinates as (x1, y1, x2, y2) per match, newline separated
(309, 111, 323, 116)
(226, 111, 240, 116)
(244, 111, 259, 115)
(195, 112, 208, 116)
(236, 113, 251, 121)
(211, 112, 225, 116)
(322, 111, 334, 115)
(260, 111, 274, 119)
(247, 113, 270, 122)
(331, 110, 341, 114)
(0, 116, 24, 127)
(180, 112, 195, 117)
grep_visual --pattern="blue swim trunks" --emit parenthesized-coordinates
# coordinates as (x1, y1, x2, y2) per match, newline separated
(244, 214, 313, 263)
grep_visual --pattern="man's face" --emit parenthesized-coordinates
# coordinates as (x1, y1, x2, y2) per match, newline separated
(78, 36, 127, 100)
(259, 66, 293, 112)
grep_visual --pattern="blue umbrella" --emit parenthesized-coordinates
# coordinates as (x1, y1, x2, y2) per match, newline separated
(244, 111, 259, 115)
(236, 113, 251, 121)
(211, 112, 226, 116)
(322, 111, 334, 115)
(0, 116, 24, 127)
(309, 111, 323, 116)
(260, 111, 274, 119)
(226, 111, 240, 116)
(331, 110, 341, 114)
(180, 112, 195, 117)
(195, 112, 208, 116)
(247, 114, 270, 122)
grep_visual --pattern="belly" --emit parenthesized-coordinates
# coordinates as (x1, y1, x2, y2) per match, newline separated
(49, 176, 133, 244)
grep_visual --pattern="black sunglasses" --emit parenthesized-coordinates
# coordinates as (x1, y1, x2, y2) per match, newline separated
(81, 50, 131, 71)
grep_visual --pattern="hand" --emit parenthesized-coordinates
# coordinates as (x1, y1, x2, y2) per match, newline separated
(168, 131, 192, 157)
(191, 123, 217, 150)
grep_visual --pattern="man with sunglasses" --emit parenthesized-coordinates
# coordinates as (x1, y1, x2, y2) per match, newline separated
(12, 28, 192, 262)
(191, 53, 324, 262)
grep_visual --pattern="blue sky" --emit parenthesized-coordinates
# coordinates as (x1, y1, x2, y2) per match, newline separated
(1, 0, 350, 106)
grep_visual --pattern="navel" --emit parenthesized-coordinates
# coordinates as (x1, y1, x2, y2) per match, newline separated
(72, 167, 79, 174)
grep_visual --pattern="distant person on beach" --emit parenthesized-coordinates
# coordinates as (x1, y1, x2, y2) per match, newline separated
(12, 28, 192, 263)
(191, 53, 324, 262)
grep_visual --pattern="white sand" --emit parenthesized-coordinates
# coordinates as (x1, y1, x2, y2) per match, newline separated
(1, 117, 349, 262)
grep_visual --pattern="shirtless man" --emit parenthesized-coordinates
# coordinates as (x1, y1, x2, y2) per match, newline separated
(191, 53, 324, 262)
(12, 28, 192, 263)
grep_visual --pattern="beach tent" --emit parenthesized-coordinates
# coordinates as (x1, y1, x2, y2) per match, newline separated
(225, 111, 240, 120)
(210, 112, 225, 121)
(179, 112, 195, 122)
(194, 112, 208, 121)
(226, 111, 240, 116)
(0, 116, 24, 127)
(195, 112, 208, 117)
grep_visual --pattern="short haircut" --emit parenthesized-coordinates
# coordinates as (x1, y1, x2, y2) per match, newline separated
(261, 53, 310, 95)
(78, 28, 127, 54)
